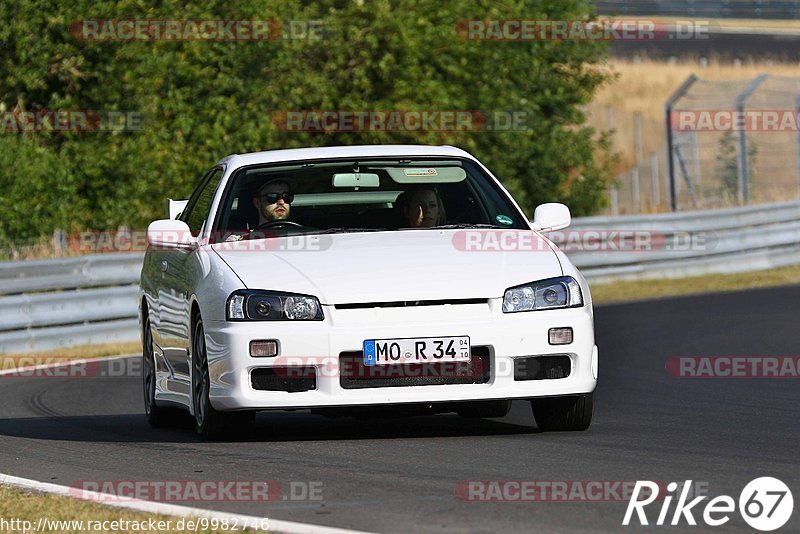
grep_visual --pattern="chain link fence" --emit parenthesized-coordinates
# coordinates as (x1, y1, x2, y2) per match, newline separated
(666, 74, 800, 210)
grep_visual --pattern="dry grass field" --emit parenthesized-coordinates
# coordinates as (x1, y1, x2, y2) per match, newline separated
(590, 58, 800, 169)
(588, 58, 800, 211)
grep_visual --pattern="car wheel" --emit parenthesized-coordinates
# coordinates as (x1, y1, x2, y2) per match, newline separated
(457, 400, 511, 418)
(192, 315, 254, 440)
(530, 392, 594, 431)
(143, 318, 164, 427)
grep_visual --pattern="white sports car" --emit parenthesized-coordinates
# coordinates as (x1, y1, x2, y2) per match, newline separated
(139, 145, 597, 439)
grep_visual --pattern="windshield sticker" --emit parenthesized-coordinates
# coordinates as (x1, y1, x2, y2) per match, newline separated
(403, 168, 437, 177)
(496, 214, 513, 225)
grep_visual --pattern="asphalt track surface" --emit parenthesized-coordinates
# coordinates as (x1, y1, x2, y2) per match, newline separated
(1, 285, 799, 532)
(611, 31, 800, 61)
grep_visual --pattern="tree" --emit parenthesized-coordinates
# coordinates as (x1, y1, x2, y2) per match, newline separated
(0, 0, 614, 242)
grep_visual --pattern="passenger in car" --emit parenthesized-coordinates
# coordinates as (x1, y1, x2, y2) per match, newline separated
(397, 187, 445, 227)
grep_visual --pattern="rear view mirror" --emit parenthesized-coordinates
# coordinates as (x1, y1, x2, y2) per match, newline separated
(386, 167, 466, 183)
(532, 203, 571, 232)
(332, 173, 380, 188)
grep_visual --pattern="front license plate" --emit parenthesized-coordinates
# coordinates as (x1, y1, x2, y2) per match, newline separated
(363, 336, 471, 366)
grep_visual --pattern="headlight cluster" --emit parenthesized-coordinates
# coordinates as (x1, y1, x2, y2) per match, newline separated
(227, 290, 323, 321)
(502, 276, 583, 313)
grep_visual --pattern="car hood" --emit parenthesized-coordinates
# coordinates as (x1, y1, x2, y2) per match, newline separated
(212, 230, 562, 305)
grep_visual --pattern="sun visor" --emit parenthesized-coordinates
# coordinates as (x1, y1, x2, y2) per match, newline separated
(385, 167, 467, 184)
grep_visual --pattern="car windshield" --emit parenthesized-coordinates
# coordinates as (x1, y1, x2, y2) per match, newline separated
(214, 157, 528, 237)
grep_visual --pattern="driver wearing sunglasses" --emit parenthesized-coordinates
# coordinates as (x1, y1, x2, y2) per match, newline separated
(252, 178, 294, 227)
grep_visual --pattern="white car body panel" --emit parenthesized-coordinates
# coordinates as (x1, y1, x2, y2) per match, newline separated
(212, 230, 561, 304)
(139, 145, 597, 415)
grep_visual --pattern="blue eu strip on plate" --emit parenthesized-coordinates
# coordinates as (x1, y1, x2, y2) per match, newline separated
(363, 339, 377, 366)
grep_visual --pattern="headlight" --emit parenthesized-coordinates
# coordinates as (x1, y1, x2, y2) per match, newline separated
(227, 290, 324, 321)
(502, 276, 583, 313)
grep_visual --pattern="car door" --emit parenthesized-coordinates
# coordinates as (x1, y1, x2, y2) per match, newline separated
(158, 167, 224, 394)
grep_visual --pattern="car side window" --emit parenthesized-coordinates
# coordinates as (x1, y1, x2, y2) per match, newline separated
(181, 168, 224, 236)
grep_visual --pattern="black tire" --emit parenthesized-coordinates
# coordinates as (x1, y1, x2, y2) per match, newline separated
(457, 400, 512, 418)
(143, 318, 166, 427)
(192, 315, 254, 440)
(530, 392, 594, 431)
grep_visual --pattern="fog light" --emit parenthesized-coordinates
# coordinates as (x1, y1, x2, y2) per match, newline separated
(548, 327, 573, 345)
(250, 340, 279, 357)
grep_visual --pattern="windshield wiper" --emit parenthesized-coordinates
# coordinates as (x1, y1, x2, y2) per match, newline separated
(432, 223, 505, 229)
(314, 227, 396, 235)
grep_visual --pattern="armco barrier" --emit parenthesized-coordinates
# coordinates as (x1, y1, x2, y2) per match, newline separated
(0, 253, 143, 353)
(565, 200, 800, 283)
(0, 201, 798, 353)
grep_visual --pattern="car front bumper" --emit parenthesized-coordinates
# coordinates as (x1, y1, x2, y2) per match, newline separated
(203, 298, 597, 411)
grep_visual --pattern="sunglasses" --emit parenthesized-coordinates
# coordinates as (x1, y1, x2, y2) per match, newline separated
(260, 192, 294, 204)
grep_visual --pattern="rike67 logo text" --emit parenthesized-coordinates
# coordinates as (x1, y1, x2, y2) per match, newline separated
(624, 478, 793, 531)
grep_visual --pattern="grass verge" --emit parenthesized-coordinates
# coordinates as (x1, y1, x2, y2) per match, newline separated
(0, 341, 141, 370)
(0, 485, 249, 533)
(590, 264, 800, 304)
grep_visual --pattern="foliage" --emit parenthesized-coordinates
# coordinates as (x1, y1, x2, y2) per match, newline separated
(713, 130, 757, 201)
(0, 0, 613, 240)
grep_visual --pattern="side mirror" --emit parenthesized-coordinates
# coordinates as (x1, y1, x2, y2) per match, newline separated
(166, 198, 189, 220)
(147, 219, 197, 248)
(532, 203, 571, 232)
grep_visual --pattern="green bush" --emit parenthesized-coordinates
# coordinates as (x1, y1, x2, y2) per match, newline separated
(0, 0, 613, 240)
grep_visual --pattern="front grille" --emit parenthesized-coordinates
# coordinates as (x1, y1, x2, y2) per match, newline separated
(251, 367, 316, 392)
(335, 298, 487, 310)
(339, 347, 491, 389)
(513, 355, 571, 381)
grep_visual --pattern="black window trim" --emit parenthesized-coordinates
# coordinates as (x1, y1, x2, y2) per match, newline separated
(180, 165, 226, 236)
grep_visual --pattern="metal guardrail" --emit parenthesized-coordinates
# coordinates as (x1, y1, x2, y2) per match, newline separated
(0, 201, 798, 353)
(563, 200, 800, 283)
(0, 253, 144, 295)
(0, 253, 144, 353)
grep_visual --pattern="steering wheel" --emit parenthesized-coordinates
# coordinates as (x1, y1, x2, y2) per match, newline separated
(255, 220, 304, 230)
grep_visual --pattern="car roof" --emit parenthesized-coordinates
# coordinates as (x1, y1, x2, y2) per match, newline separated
(218, 145, 477, 170)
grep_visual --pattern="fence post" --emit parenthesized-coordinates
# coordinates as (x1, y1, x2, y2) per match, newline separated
(52, 229, 67, 256)
(610, 184, 619, 216)
(674, 143, 697, 207)
(634, 111, 643, 165)
(665, 74, 698, 212)
(735, 74, 768, 205)
(633, 112, 643, 212)
(796, 96, 800, 197)
(650, 152, 661, 208)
